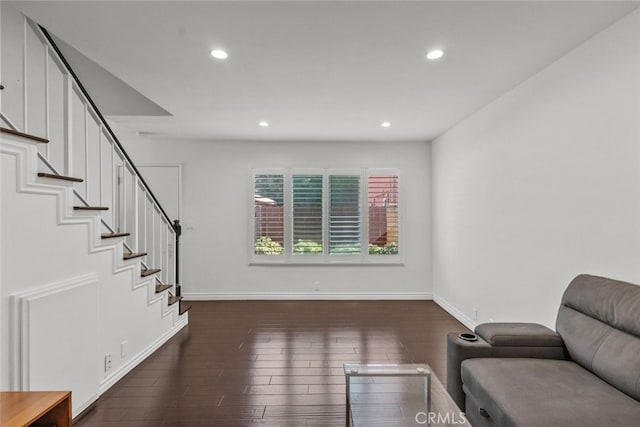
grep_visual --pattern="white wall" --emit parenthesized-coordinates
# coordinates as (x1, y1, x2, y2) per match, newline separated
(432, 10, 640, 329)
(117, 134, 432, 299)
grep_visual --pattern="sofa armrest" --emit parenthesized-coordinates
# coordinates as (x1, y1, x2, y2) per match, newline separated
(475, 322, 564, 347)
(446, 325, 568, 411)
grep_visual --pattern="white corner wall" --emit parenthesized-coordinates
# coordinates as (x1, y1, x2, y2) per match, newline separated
(432, 10, 640, 329)
(116, 135, 432, 299)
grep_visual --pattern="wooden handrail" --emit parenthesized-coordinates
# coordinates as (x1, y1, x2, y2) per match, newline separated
(1, 127, 49, 143)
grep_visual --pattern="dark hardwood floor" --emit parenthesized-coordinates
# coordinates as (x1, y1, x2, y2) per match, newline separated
(75, 300, 468, 426)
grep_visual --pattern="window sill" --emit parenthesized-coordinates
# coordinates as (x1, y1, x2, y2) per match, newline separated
(249, 259, 404, 267)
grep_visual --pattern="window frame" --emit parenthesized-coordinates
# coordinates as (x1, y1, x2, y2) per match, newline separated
(249, 168, 402, 265)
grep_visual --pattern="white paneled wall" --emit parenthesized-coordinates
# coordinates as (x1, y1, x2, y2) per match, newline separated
(12, 274, 100, 414)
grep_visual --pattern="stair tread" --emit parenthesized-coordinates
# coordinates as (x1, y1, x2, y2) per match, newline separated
(74, 206, 109, 211)
(168, 295, 183, 306)
(141, 268, 161, 277)
(179, 304, 192, 316)
(155, 284, 172, 293)
(123, 252, 146, 260)
(1, 127, 49, 143)
(101, 232, 130, 239)
(37, 172, 83, 183)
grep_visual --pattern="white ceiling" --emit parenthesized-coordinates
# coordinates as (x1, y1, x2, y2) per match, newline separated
(11, 1, 640, 142)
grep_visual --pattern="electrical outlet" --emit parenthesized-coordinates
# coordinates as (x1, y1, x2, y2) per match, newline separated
(473, 308, 478, 321)
(104, 353, 112, 372)
(313, 281, 320, 292)
(121, 341, 128, 359)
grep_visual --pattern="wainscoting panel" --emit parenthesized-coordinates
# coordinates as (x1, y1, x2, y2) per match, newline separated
(13, 273, 100, 416)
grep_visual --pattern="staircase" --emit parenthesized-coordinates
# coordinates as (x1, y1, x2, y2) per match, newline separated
(1, 126, 189, 317)
(0, 4, 189, 417)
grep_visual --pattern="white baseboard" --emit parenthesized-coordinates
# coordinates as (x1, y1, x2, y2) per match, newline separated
(73, 392, 99, 418)
(433, 294, 477, 331)
(98, 315, 188, 394)
(183, 292, 433, 301)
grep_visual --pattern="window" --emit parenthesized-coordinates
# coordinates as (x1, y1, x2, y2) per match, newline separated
(251, 169, 401, 264)
(368, 174, 399, 255)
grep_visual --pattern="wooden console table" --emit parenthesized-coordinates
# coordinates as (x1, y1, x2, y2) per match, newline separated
(0, 391, 71, 427)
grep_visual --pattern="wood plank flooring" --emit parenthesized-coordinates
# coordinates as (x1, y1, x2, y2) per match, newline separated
(75, 300, 468, 426)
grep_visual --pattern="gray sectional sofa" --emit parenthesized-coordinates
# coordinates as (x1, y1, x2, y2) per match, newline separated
(447, 274, 640, 426)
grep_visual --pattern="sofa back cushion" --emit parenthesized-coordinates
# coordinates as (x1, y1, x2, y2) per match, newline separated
(556, 274, 640, 400)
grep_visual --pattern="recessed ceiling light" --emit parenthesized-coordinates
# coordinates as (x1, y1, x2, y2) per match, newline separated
(426, 49, 444, 60)
(259, 121, 269, 127)
(381, 121, 391, 128)
(210, 49, 228, 60)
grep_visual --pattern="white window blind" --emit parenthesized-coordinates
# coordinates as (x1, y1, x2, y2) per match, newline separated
(329, 175, 361, 255)
(292, 174, 324, 255)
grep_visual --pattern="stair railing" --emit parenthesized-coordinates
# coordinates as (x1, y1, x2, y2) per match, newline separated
(0, 16, 179, 294)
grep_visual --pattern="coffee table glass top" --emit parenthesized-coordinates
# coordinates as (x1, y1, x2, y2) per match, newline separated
(343, 363, 465, 427)
(343, 363, 431, 376)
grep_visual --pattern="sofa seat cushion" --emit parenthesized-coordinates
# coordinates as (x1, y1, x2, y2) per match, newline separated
(461, 358, 640, 427)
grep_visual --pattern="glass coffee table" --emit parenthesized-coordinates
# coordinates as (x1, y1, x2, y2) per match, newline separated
(343, 363, 466, 426)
